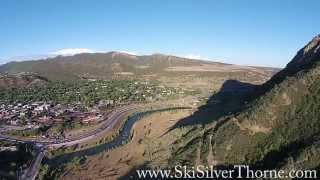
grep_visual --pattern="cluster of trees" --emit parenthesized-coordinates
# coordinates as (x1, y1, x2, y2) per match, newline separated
(0, 80, 183, 106)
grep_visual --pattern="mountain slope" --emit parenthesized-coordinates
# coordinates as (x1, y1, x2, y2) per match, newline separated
(0, 52, 278, 83)
(169, 34, 320, 171)
(0, 73, 48, 89)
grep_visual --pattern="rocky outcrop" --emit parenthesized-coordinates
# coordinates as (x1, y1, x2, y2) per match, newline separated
(287, 34, 320, 68)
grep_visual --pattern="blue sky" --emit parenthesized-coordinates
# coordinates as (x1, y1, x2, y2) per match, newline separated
(0, 0, 319, 67)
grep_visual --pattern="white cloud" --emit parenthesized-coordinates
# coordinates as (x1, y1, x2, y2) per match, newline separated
(51, 48, 96, 56)
(51, 48, 139, 57)
(180, 54, 209, 60)
(117, 50, 138, 56)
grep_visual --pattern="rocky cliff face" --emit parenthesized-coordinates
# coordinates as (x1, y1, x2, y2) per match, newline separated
(287, 34, 320, 69)
(260, 34, 320, 93)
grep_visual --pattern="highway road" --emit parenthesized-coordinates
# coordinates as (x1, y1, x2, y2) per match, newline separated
(0, 105, 140, 180)
(0, 125, 37, 133)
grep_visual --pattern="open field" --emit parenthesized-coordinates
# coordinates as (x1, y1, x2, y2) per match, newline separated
(165, 63, 271, 73)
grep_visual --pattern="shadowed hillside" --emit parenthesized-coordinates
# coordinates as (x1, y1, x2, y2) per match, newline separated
(170, 80, 257, 128)
(166, 34, 320, 172)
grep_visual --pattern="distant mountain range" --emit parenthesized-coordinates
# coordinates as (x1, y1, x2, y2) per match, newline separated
(0, 52, 279, 88)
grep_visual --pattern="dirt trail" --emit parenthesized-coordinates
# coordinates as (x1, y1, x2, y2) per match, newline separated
(195, 137, 203, 167)
(207, 135, 218, 166)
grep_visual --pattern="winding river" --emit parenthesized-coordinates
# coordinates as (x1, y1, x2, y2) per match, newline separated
(46, 107, 189, 166)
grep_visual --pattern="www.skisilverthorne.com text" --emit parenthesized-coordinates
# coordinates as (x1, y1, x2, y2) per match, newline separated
(136, 165, 317, 179)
